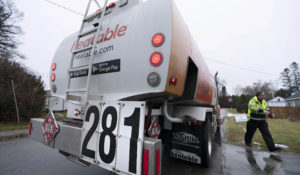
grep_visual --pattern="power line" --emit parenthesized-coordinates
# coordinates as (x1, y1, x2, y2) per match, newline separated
(205, 57, 279, 77)
(44, 0, 84, 16)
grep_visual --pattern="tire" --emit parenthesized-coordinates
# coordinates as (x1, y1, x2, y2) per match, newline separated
(201, 119, 212, 167)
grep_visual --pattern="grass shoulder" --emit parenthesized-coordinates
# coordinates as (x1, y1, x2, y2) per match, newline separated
(225, 116, 300, 154)
(0, 122, 29, 131)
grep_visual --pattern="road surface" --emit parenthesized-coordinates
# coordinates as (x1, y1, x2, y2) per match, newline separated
(1, 109, 300, 175)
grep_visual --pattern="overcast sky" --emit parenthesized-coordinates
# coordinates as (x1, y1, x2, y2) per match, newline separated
(14, 0, 300, 94)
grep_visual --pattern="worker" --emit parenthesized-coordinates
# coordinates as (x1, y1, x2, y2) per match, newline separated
(245, 92, 281, 152)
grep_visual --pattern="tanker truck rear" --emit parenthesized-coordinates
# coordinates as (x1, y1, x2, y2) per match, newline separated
(29, 0, 224, 174)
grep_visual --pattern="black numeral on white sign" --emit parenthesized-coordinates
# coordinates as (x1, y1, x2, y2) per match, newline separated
(99, 106, 117, 164)
(124, 108, 140, 174)
(82, 105, 141, 173)
(82, 106, 100, 159)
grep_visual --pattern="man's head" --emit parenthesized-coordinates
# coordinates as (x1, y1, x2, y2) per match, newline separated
(256, 92, 265, 100)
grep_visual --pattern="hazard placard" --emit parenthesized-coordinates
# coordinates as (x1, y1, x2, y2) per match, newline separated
(147, 118, 160, 139)
(42, 111, 59, 144)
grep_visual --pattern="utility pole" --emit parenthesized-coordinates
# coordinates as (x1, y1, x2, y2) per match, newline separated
(11, 80, 20, 124)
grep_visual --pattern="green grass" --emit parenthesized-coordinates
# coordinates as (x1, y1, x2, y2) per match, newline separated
(41, 111, 67, 122)
(227, 108, 239, 114)
(225, 116, 300, 154)
(0, 111, 68, 132)
(0, 122, 29, 131)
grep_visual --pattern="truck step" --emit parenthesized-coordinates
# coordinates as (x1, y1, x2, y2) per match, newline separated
(78, 28, 97, 38)
(69, 65, 90, 72)
(72, 46, 93, 54)
(66, 88, 87, 93)
(83, 11, 102, 22)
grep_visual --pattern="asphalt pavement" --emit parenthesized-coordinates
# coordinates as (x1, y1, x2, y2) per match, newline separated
(0, 129, 28, 141)
(1, 109, 300, 175)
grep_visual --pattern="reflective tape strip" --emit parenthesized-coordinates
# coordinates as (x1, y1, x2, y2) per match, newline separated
(250, 117, 266, 121)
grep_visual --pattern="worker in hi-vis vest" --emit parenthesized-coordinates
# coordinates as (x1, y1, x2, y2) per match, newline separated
(245, 92, 282, 152)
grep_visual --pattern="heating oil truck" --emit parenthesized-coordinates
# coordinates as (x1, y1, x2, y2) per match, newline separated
(29, 0, 225, 174)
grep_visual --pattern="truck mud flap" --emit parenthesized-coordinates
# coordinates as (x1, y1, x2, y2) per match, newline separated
(169, 123, 203, 164)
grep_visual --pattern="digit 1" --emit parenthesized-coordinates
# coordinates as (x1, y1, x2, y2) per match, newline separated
(124, 108, 140, 174)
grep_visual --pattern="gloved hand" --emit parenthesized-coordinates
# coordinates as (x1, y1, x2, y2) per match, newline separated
(263, 110, 270, 115)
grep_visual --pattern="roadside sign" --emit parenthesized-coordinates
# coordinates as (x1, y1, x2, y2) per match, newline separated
(42, 111, 59, 144)
(228, 98, 232, 102)
(234, 114, 248, 122)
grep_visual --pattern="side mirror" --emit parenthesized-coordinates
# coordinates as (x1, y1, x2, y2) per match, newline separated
(221, 86, 226, 96)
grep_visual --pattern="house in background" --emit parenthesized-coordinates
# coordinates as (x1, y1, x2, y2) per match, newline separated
(286, 92, 300, 107)
(268, 96, 286, 107)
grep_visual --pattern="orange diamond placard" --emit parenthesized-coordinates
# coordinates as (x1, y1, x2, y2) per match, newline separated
(42, 111, 59, 144)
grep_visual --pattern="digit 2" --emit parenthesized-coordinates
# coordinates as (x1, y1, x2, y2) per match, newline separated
(82, 106, 100, 159)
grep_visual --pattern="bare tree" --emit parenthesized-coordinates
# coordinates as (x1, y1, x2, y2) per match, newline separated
(233, 85, 242, 96)
(289, 62, 300, 89)
(0, 0, 23, 59)
(241, 80, 275, 100)
(280, 68, 292, 93)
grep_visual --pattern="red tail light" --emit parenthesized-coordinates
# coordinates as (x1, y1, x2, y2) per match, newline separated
(156, 149, 160, 175)
(152, 33, 164, 47)
(143, 149, 149, 175)
(74, 109, 79, 116)
(150, 52, 163, 66)
(108, 2, 115, 8)
(169, 76, 177, 86)
(51, 63, 56, 71)
(51, 74, 55, 82)
(29, 122, 32, 135)
(96, 9, 101, 12)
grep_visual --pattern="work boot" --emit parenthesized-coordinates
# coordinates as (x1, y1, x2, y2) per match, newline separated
(270, 147, 282, 152)
(245, 143, 252, 147)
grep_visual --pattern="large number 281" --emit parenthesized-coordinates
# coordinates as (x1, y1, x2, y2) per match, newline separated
(81, 105, 140, 174)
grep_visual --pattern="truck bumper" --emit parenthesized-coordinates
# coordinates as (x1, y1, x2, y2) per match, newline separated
(30, 118, 162, 175)
(30, 118, 82, 157)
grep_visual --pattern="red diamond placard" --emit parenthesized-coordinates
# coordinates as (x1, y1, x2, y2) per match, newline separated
(147, 118, 160, 139)
(42, 111, 59, 144)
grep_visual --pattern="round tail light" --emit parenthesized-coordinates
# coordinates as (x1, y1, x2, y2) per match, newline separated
(108, 2, 115, 8)
(150, 52, 163, 66)
(74, 109, 79, 116)
(51, 63, 56, 71)
(169, 76, 177, 86)
(152, 33, 165, 47)
(51, 74, 55, 82)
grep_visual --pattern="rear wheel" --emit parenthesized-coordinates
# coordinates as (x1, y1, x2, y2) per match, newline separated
(201, 119, 212, 167)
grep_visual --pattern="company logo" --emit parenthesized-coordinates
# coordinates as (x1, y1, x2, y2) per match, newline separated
(172, 132, 200, 144)
(70, 24, 127, 51)
(170, 149, 201, 164)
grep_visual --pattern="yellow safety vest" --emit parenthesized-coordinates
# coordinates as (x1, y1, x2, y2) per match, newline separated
(247, 96, 269, 121)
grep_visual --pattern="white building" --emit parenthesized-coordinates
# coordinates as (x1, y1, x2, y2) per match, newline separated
(268, 96, 286, 107)
(286, 92, 300, 107)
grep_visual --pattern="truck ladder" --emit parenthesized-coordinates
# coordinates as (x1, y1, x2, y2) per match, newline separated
(66, 0, 109, 105)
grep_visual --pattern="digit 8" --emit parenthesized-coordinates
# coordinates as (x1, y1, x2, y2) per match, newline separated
(99, 106, 117, 164)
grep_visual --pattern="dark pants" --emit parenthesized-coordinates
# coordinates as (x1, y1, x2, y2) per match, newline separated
(245, 119, 276, 151)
